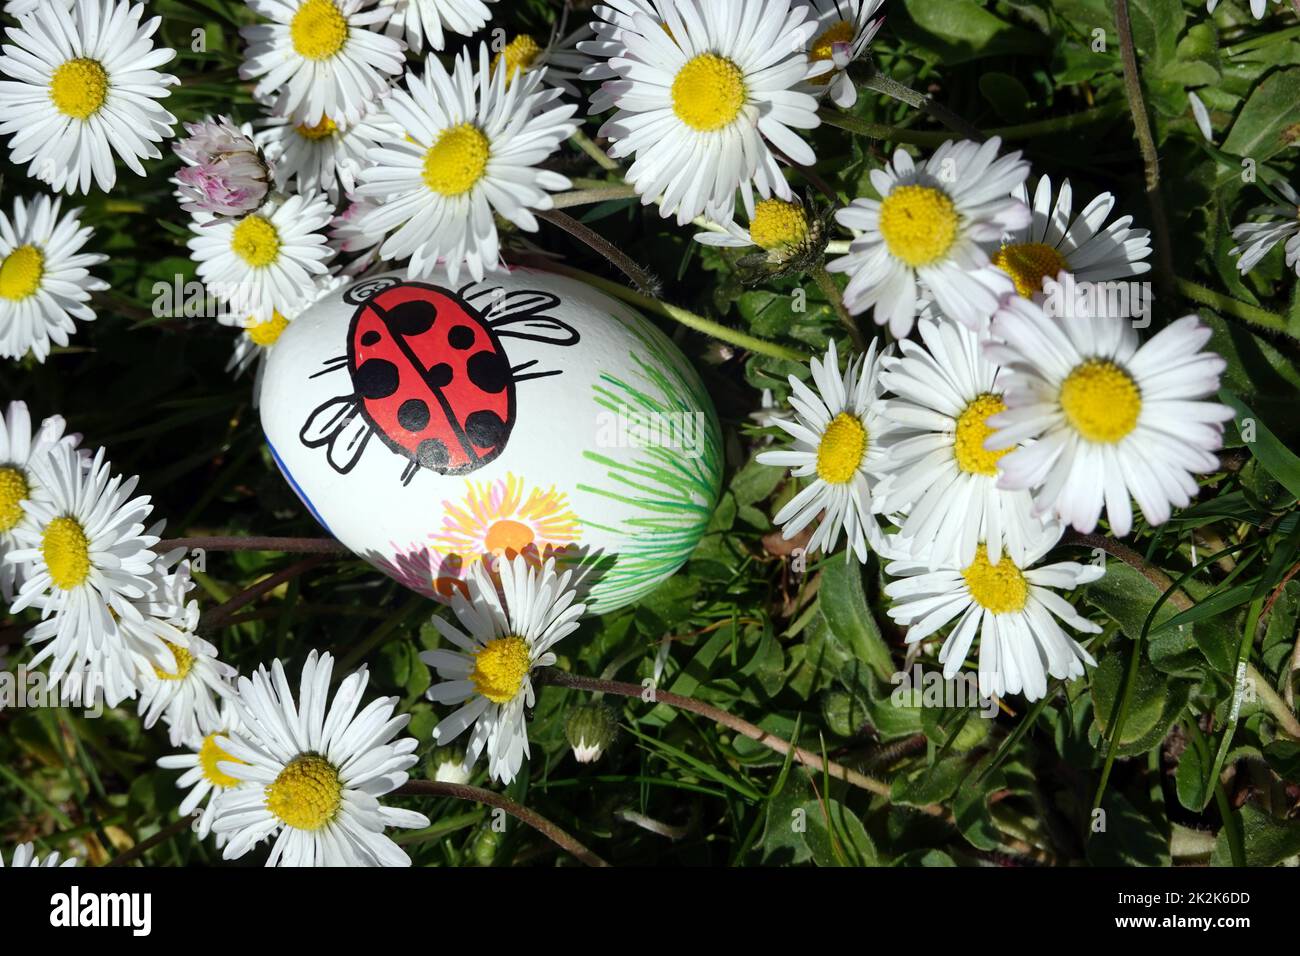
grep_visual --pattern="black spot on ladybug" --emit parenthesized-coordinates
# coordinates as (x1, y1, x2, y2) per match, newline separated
(354, 358, 399, 399)
(467, 351, 508, 393)
(397, 398, 430, 432)
(360, 330, 381, 347)
(416, 438, 450, 471)
(427, 362, 454, 389)
(386, 300, 437, 337)
(464, 409, 507, 450)
(448, 326, 475, 350)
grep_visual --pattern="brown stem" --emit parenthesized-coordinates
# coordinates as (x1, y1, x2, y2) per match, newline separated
(536, 208, 660, 297)
(1112, 0, 1175, 294)
(201, 555, 330, 630)
(538, 667, 902, 804)
(395, 781, 609, 867)
(157, 536, 350, 554)
(105, 814, 197, 867)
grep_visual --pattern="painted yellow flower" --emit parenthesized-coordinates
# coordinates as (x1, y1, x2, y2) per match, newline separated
(429, 473, 580, 573)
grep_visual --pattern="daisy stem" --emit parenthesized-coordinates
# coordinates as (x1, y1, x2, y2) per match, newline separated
(155, 535, 350, 554)
(1112, 0, 1177, 294)
(394, 781, 610, 867)
(570, 128, 620, 173)
(537, 668, 898, 802)
(550, 184, 640, 209)
(858, 69, 987, 142)
(537, 261, 809, 363)
(537, 208, 660, 295)
(1175, 277, 1296, 338)
(812, 265, 867, 352)
(201, 555, 330, 631)
(105, 814, 198, 867)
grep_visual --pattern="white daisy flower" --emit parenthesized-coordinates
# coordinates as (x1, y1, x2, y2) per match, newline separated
(1229, 180, 1300, 276)
(135, 576, 235, 748)
(240, 0, 406, 127)
(883, 525, 1102, 702)
(0, 0, 178, 194)
(7, 445, 160, 708)
(755, 338, 895, 563)
(378, 0, 496, 54)
(984, 293, 1235, 537)
(579, 0, 664, 112)
(422, 555, 585, 786)
(0, 194, 108, 363)
(225, 275, 345, 404)
(187, 193, 334, 317)
(490, 27, 593, 97)
(1206, 0, 1282, 17)
(0, 402, 74, 601)
(255, 100, 402, 202)
(826, 138, 1031, 337)
(995, 176, 1152, 301)
(878, 312, 1045, 569)
(800, 0, 886, 109)
(4, 0, 74, 18)
(212, 650, 429, 867)
(157, 698, 249, 844)
(356, 44, 579, 284)
(1, 841, 77, 867)
(592, 0, 824, 226)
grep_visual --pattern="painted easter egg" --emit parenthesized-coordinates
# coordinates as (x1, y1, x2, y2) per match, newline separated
(259, 268, 723, 614)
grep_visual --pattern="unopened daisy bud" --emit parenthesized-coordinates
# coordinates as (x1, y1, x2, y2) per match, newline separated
(565, 703, 619, 764)
(174, 117, 272, 218)
(428, 746, 471, 784)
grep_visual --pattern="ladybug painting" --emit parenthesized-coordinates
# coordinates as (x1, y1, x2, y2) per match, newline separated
(300, 277, 580, 484)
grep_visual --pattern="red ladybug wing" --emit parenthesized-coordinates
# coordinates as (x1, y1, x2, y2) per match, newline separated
(349, 285, 514, 475)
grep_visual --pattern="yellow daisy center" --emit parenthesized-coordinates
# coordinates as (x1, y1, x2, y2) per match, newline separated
(671, 53, 747, 132)
(493, 35, 543, 84)
(816, 412, 868, 484)
(266, 753, 342, 830)
(0, 466, 30, 532)
(152, 640, 195, 681)
(878, 185, 960, 267)
(749, 199, 809, 251)
(471, 636, 532, 704)
(0, 245, 45, 301)
(290, 0, 348, 61)
(962, 544, 1029, 614)
(991, 241, 1070, 298)
(809, 20, 855, 85)
(953, 394, 1010, 476)
(1058, 359, 1142, 444)
(248, 311, 289, 347)
(49, 57, 109, 120)
(230, 215, 281, 268)
(295, 116, 338, 140)
(199, 733, 245, 789)
(422, 123, 491, 197)
(42, 516, 91, 591)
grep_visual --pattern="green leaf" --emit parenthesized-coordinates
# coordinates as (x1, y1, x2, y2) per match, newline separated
(895, 0, 1047, 65)
(890, 754, 969, 807)
(1086, 792, 1171, 866)
(819, 562, 894, 681)
(1221, 390, 1300, 502)
(1263, 740, 1300, 783)
(1221, 67, 1300, 164)
(800, 798, 877, 866)
(1084, 562, 1182, 640)
(1211, 803, 1300, 867)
